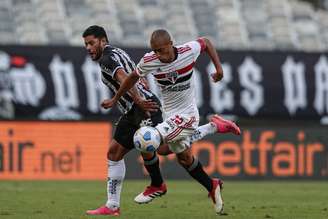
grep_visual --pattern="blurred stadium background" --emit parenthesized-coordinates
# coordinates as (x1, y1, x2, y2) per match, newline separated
(1, 0, 328, 50)
(1, 0, 328, 218)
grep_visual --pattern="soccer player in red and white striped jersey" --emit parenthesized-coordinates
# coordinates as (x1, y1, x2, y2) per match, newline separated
(103, 29, 241, 214)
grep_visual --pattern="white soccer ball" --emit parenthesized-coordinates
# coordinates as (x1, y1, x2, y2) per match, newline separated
(133, 126, 161, 152)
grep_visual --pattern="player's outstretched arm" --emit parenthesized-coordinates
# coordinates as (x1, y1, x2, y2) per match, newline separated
(202, 37, 224, 82)
(115, 68, 159, 113)
(101, 70, 140, 109)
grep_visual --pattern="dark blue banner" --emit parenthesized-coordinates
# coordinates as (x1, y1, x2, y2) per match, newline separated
(0, 46, 327, 120)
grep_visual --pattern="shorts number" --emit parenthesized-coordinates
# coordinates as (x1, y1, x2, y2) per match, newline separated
(172, 115, 183, 125)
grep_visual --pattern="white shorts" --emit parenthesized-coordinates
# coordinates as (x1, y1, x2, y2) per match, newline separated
(155, 114, 199, 154)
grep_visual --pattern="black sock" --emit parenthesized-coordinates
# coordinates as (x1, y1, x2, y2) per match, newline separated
(143, 154, 164, 187)
(185, 157, 212, 192)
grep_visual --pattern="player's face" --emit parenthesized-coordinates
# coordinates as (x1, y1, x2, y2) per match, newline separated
(84, 35, 103, 61)
(151, 41, 175, 63)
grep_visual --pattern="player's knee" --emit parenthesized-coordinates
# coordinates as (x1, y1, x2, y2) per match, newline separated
(177, 154, 193, 168)
(107, 143, 125, 161)
(157, 144, 173, 155)
(141, 151, 155, 160)
(107, 148, 117, 161)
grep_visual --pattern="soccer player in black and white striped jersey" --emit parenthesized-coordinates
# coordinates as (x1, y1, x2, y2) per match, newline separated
(83, 25, 165, 216)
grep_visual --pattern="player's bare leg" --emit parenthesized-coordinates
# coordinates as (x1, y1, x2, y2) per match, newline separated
(157, 143, 173, 155)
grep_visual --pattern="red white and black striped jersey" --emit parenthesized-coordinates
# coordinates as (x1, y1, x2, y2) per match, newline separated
(136, 39, 206, 117)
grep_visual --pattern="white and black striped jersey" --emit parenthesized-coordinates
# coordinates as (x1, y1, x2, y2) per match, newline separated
(99, 45, 154, 114)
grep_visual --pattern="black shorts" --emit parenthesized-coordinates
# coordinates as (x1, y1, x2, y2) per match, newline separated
(113, 97, 163, 149)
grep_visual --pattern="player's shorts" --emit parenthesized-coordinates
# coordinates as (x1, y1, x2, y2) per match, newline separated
(155, 114, 199, 154)
(114, 96, 163, 150)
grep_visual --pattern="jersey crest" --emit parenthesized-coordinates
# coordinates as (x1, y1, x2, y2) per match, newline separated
(166, 71, 179, 83)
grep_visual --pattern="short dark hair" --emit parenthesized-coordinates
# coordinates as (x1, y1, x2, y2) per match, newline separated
(82, 25, 108, 42)
(151, 29, 171, 43)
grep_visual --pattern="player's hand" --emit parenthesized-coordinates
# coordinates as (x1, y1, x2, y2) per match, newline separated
(101, 98, 117, 109)
(139, 77, 150, 90)
(211, 71, 223, 82)
(136, 99, 159, 113)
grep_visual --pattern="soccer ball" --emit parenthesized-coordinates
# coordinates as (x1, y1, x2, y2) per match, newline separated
(133, 126, 161, 152)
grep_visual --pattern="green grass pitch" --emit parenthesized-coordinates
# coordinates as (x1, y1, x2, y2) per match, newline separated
(0, 180, 328, 219)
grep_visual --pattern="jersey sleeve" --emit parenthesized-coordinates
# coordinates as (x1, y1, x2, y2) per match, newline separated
(184, 38, 206, 60)
(136, 54, 156, 77)
(100, 54, 123, 77)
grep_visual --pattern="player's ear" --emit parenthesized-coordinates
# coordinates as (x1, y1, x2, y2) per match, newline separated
(100, 37, 107, 46)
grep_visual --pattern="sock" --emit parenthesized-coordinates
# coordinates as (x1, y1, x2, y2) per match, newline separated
(185, 157, 212, 192)
(143, 153, 164, 187)
(106, 159, 126, 208)
(189, 123, 216, 143)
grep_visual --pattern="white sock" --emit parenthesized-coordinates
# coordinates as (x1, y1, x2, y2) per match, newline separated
(189, 123, 216, 143)
(106, 159, 126, 209)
